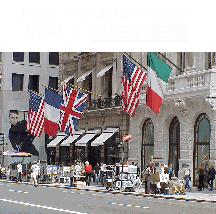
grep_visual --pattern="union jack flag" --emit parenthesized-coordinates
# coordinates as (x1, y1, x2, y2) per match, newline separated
(122, 54, 147, 116)
(27, 92, 45, 137)
(59, 84, 88, 135)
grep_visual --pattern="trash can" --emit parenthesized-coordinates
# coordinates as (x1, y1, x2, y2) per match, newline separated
(70, 176, 75, 186)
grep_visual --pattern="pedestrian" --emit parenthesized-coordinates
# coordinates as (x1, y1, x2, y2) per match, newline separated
(183, 164, 191, 192)
(31, 161, 40, 187)
(135, 163, 140, 178)
(75, 162, 81, 175)
(17, 162, 22, 182)
(169, 164, 174, 180)
(208, 164, 216, 191)
(143, 165, 151, 194)
(94, 163, 100, 185)
(0, 164, 2, 179)
(198, 164, 205, 191)
(100, 163, 105, 187)
(85, 161, 92, 186)
(7, 166, 11, 180)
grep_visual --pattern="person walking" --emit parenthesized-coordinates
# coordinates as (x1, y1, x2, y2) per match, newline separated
(208, 165, 216, 191)
(100, 163, 105, 187)
(183, 164, 191, 192)
(16, 162, 22, 182)
(94, 163, 100, 185)
(85, 161, 92, 186)
(198, 164, 205, 191)
(31, 161, 40, 187)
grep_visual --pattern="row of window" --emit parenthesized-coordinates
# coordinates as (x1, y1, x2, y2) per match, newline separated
(0, 52, 58, 65)
(11, 52, 59, 66)
(12, 73, 58, 92)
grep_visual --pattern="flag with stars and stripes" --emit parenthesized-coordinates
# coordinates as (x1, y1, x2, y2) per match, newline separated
(27, 92, 45, 137)
(59, 84, 88, 136)
(122, 54, 147, 116)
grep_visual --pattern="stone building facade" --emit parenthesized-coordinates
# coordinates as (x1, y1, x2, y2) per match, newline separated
(59, 52, 216, 186)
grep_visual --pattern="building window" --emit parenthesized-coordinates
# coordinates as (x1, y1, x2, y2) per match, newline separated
(82, 72, 92, 101)
(177, 52, 185, 72)
(29, 52, 40, 64)
(12, 73, 24, 91)
(68, 77, 74, 86)
(49, 76, 58, 90)
(13, 52, 24, 62)
(205, 52, 216, 69)
(169, 116, 180, 177)
(141, 118, 154, 171)
(193, 113, 210, 186)
(28, 75, 39, 92)
(49, 52, 59, 66)
(103, 67, 113, 97)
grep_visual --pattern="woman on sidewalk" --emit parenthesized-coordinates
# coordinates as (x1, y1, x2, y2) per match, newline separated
(183, 164, 191, 192)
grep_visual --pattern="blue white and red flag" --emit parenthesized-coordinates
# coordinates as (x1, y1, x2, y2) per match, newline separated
(122, 54, 147, 116)
(44, 88, 63, 136)
(27, 92, 45, 137)
(60, 84, 88, 135)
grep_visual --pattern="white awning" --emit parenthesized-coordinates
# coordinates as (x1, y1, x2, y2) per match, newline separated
(61, 75, 74, 85)
(77, 70, 92, 82)
(60, 130, 85, 147)
(97, 65, 113, 77)
(91, 128, 119, 146)
(75, 129, 101, 147)
(47, 134, 67, 148)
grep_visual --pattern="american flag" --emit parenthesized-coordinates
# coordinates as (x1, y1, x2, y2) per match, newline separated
(122, 54, 147, 116)
(59, 84, 88, 135)
(27, 92, 45, 137)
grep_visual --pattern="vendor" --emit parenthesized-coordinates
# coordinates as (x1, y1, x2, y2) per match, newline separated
(143, 165, 151, 194)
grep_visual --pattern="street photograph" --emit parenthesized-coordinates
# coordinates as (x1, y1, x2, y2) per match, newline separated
(1, 51, 216, 214)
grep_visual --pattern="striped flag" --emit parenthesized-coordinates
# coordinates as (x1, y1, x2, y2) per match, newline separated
(27, 92, 45, 137)
(122, 54, 147, 116)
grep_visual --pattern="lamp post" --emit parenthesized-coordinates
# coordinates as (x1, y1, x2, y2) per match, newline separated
(121, 135, 130, 188)
(0, 133, 4, 166)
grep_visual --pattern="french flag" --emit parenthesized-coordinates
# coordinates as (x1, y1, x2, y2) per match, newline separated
(44, 88, 63, 136)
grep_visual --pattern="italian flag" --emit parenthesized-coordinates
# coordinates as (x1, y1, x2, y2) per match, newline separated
(146, 52, 172, 114)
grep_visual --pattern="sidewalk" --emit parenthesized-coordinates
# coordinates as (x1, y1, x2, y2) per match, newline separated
(1, 179, 216, 203)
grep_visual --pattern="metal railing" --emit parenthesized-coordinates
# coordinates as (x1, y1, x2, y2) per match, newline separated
(84, 95, 122, 111)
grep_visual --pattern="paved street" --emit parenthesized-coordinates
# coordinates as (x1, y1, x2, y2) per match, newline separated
(0, 181, 216, 214)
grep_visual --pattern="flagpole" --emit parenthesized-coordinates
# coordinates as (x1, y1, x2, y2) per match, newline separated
(158, 52, 184, 73)
(42, 85, 62, 94)
(42, 84, 105, 98)
(124, 52, 147, 71)
(28, 90, 44, 97)
(63, 82, 105, 99)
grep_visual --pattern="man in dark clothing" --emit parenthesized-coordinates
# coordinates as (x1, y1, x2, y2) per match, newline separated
(208, 165, 216, 191)
(94, 163, 100, 185)
(100, 163, 105, 187)
(198, 165, 205, 191)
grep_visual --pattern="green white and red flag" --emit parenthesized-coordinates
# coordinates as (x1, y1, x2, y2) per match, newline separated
(146, 52, 172, 114)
